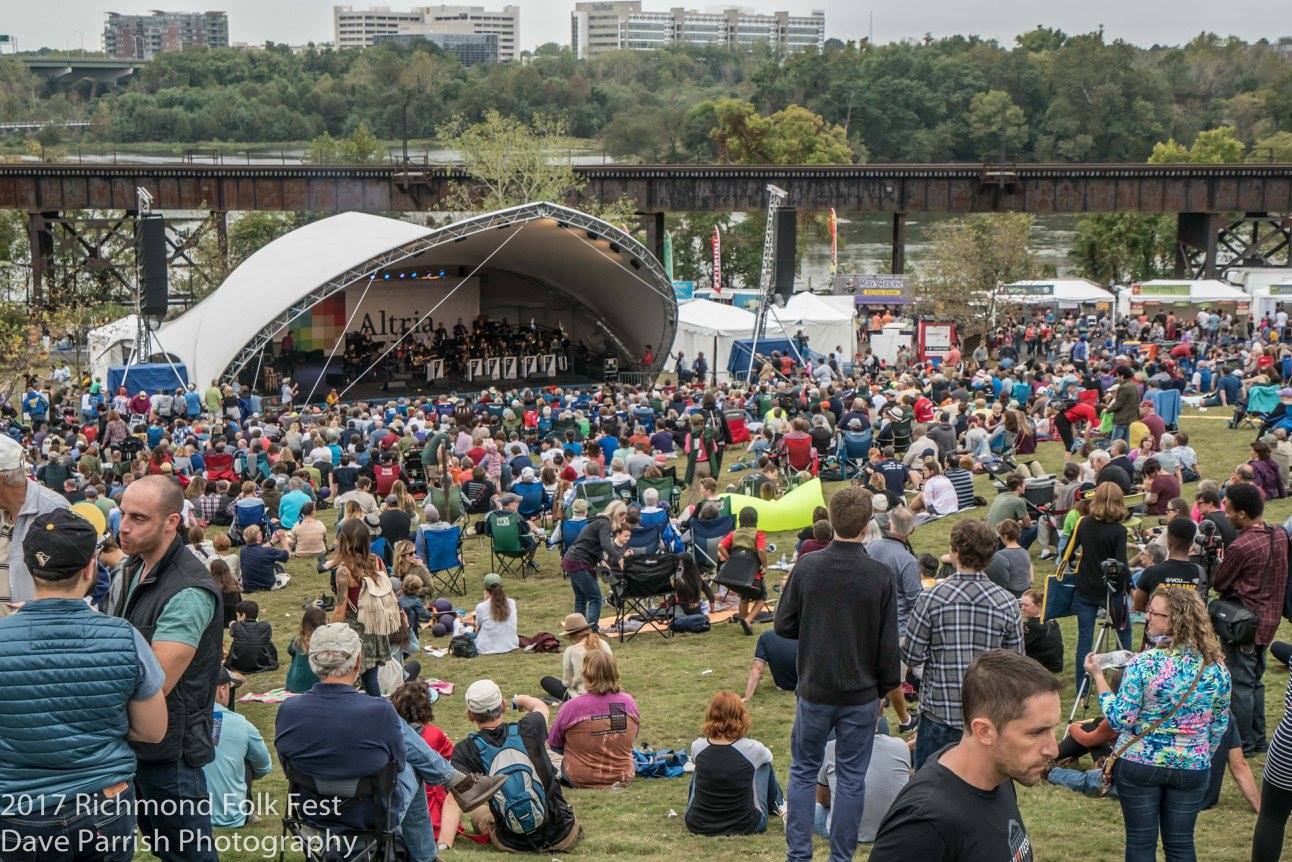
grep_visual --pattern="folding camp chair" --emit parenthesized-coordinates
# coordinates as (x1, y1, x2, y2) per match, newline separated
(512, 481, 549, 523)
(836, 429, 873, 480)
(780, 434, 820, 478)
(424, 484, 467, 529)
(279, 758, 399, 862)
(723, 409, 751, 444)
(488, 511, 537, 578)
(628, 523, 665, 552)
(1235, 384, 1279, 433)
(688, 513, 735, 572)
(636, 476, 679, 514)
(576, 479, 618, 515)
(606, 551, 678, 643)
(416, 525, 467, 596)
(403, 452, 426, 497)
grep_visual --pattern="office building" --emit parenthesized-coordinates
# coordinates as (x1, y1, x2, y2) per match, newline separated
(372, 31, 499, 64)
(103, 10, 229, 60)
(333, 4, 518, 61)
(572, 3, 824, 58)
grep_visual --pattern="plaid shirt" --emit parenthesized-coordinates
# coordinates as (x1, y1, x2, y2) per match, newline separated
(194, 492, 223, 524)
(1211, 522, 1289, 646)
(901, 571, 1024, 728)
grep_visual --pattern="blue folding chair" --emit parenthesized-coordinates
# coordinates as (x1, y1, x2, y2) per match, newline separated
(554, 516, 588, 555)
(688, 514, 735, 572)
(416, 525, 467, 596)
(512, 481, 549, 521)
(628, 523, 664, 552)
(837, 429, 873, 480)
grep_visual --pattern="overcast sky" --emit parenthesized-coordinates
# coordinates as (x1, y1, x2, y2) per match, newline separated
(5, 0, 1286, 54)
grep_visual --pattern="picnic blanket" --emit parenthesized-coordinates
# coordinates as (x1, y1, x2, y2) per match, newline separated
(238, 688, 298, 704)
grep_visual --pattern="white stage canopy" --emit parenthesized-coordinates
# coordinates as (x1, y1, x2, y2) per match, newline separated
(140, 204, 676, 387)
(768, 291, 858, 359)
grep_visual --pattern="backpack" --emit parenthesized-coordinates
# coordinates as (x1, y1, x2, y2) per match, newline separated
(472, 724, 548, 836)
(670, 613, 711, 634)
(449, 634, 478, 658)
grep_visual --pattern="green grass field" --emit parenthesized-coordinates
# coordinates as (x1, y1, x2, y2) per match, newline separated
(205, 407, 1290, 861)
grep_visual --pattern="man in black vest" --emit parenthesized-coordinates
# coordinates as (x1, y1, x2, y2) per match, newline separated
(114, 475, 222, 862)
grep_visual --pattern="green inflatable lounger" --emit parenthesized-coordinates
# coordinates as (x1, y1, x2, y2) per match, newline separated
(718, 477, 827, 533)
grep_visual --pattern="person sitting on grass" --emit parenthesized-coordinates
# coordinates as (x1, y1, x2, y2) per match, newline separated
(1019, 588, 1064, 674)
(540, 612, 612, 703)
(546, 650, 640, 789)
(716, 506, 769, 636)
(684, 690, 785, 836)
(203, 667, 272, 828)
(285, 607, 326, 694)
(225, 600, 279, 674)
(391, 680, 458, 844)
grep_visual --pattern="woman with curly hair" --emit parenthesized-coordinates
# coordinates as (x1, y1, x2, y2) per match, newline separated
(1085, 587, 1231, 862)
(391, 680, 456, 842)
(684, 691, 784, 837)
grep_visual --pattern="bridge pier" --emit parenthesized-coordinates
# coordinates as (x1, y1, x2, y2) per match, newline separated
(891, 212, 907, 274)
(27, 211, 57, 307)
(1175, 212, 1218, 279)
(639, 211, 665, 264)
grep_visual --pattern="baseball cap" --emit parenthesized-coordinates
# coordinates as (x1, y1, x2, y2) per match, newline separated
(0, 435, 25, 471)
(1077, 482, 1098, 500)
(23, 509, 98, 581)
(309, 622, 361, 662)
(465, 679, 503, 713)
(483, 573, 502, 589)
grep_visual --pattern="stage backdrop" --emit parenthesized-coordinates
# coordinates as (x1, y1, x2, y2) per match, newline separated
(287, 278, 480, 351)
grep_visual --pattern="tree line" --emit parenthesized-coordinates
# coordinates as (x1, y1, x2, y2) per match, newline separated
(1, 29, 1289, 164)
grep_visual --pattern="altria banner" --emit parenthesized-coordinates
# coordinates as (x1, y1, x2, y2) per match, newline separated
(348, 279, 481, 338)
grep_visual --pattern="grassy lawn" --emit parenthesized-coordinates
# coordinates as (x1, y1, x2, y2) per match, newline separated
(202, 407, 1287, 861)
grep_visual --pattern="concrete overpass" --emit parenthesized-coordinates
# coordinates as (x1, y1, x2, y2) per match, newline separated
(19, 57, 145, 90)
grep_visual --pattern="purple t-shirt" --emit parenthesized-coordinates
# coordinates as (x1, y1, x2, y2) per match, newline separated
(547, 691, 640, 788)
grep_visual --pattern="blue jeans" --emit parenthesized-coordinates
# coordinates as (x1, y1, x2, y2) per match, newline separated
(786, 697, 880, 862)
(813, 802, 831, 838)
(1048, 766, 1114, 798)
(400, 784, 437, 862)
(1073, 592, 1132, 693)
(1115, 759, 1209, 862)
(0, 785, 137, 861)
(685, 761, 783, 834)
(1224, 642, 1267, 752)
(1020, 524, 1038, 549)
(134, 759, 219, 862)
(913, 714, 962, 771)
(1111, 424, 1130, 443)
(568, 568, 602, 631)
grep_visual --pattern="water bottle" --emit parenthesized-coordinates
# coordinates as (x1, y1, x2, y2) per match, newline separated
(699, 599, 710, 615)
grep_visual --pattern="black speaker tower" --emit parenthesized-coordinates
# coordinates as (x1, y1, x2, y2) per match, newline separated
(136, 214, 168, 319)
(773, 207, 796, 302)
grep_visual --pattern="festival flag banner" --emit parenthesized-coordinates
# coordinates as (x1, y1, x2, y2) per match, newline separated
(662, 231, 674, 280)
(712, 225, 722, 294)
(503, 356, 518, 379)
(828, 208, 838, 276)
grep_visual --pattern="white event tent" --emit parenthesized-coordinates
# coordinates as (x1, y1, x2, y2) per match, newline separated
(767, 291, 858, 358)
(672, 298, 755, 374)
(1002, 279, 1116, 308)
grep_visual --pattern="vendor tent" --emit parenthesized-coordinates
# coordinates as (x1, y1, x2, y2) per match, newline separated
(1133, 279, 1250, 303)
(767, 292, 858, 359)
(87, 315, 139, 386)
(672, 299, 756, 375)
(1002, 279, 1115, 307)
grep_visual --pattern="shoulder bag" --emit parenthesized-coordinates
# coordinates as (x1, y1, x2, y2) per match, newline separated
(1099, 659, 1207, 795)
(1207, 526, 1276, 647)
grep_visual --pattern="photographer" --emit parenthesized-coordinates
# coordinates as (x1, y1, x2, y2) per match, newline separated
(1064, 482, 1132, 693)
(1194, 486, 1237, 548)
(1133, 518, 1202, 611)
(1210, 482, 1289, 756)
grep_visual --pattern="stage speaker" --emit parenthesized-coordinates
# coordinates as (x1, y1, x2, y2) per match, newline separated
(774, 207, 796, 303)
(136, 215, 168, 321)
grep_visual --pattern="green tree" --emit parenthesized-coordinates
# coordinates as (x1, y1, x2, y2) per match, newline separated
(1250, 131, 1292, 163)
(303, 122, 384, 164)
(967, 90, 1027, 160)
(916, 213, 1036, 338)
(1148, 126, 1244, 163)
(708, 99, 853, 164)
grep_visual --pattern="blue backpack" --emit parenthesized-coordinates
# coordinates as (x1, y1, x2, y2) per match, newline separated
(472, 724, 547, 835)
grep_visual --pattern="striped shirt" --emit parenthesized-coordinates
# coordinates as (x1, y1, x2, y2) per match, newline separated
(902, 571, 1025, 728)
(945, 468, 975, 511)
(1266, 675, 1292, 791)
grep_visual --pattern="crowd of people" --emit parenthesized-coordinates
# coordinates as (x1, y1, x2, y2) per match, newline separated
(4, 301, 1292, 861)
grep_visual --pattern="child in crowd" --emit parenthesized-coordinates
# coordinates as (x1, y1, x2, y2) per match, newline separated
(399, 574, 435, 655)
(209, 558, 242, 629)
(226, 600, 279, 674)
(717, 507, 768, 636)
(285, 607, 326, 694)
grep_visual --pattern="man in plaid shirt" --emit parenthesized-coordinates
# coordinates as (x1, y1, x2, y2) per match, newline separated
(1212, 482, 1289, 755)
(903, 518, 1024, 770)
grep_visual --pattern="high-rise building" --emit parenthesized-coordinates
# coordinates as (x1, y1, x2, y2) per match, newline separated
(372, 31, 499, 65)
(333, 5, 519, 61)
(103, 11, 229, 60)
(572, 3, 823, 58)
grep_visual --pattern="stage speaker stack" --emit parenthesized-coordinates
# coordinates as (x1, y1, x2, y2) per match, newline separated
(136, 214, 168, 325)
(773, 207, 796, 304)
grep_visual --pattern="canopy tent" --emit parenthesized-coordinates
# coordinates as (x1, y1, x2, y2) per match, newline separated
(87, 315, 140, 386)
(137, 204, 675, 388)
(672, 299, 756, 375)
(767, 291, 858, 359)
(1002, 279, 1115, 307)
(108, 363, 188, 396)
(1127, 279, 1252, 318)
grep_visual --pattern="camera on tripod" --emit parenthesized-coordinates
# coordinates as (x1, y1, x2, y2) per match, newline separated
(1100, 558, 1130, 593)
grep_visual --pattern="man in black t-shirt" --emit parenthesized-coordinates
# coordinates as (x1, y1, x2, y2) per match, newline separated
(332, 457, 359, 497)
(440, 680, 580, 853)
(873, 447, 910, 500)
(1133, 517, 1201, 610)
(1195, 488, 1238, 547)
(742, 629, 798, 701)
(871, 650, 1058, 862)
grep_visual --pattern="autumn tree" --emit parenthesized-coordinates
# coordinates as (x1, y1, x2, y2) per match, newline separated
(916, 213, 1036, 339)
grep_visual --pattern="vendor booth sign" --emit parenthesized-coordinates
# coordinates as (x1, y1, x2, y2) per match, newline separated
(1003, 283, 1055, 296)
(672, 280, 695, 301)
(841, 274, 911, 305)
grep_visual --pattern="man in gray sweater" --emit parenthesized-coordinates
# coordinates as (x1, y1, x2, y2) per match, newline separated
(775, 486, 901, 862)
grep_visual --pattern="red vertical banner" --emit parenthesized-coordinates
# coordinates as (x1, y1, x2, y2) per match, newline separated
(828, 207, 838, 276)
(711, 225, 722, 294)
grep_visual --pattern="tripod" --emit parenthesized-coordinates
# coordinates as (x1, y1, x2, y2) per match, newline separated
(1069, 608, 1121, 723)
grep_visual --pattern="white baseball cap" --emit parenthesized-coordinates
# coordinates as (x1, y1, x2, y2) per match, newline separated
(465, 679, 503, 713)
(0, 435, 25, 472)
